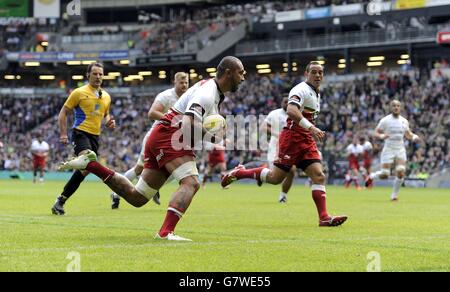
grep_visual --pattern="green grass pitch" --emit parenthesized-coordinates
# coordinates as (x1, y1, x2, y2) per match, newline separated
(0, 179, 449, 272)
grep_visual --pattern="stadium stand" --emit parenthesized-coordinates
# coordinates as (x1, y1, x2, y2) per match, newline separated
(0, 0, 449, 185)
(1, 70, 448, 180)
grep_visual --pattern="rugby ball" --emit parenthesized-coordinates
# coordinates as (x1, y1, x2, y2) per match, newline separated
(203, 114, 226, 133)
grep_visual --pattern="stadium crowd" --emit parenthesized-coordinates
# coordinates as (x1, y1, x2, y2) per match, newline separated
(5, 0, 372, 56)
(221, 69, 449, 179)
(170, 0, 369, 23)
(140, 16, 245, 55)
(0, 69, 448, 180)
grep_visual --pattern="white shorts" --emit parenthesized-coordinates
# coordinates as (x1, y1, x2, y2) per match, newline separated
(380, 146, 407, 164)
(267, 142, 278, 169)
(137, 128, 153, 167)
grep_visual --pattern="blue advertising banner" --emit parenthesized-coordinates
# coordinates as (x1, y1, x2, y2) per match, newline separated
(304, 7, 331, 19)
(6, 50, 129, 62)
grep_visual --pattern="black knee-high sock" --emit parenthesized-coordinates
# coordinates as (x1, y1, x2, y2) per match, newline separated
(60, 170, 86, 202)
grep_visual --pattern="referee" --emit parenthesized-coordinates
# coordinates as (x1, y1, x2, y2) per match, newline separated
(51, 62, 115, 215)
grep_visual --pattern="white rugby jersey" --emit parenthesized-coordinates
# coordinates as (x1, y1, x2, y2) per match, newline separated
(31, 140, 49, 154)
(149, 87, 180, 130)
(346, 143, 363, 156)
(288, 81, 320, 120)
(172, 79, 223, 119)
(154, 88, 179, 114)
(376, 114, 410, 149)
(265, 108, 287, 145)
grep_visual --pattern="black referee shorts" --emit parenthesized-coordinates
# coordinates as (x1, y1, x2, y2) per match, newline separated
(72, 129, 99, 156)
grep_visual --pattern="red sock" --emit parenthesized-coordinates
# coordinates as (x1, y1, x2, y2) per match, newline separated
(236, 167, 265, 180)
(311, 184, 329, 220)
(85, 161, 114, 182)
(159, 207, 184, 237)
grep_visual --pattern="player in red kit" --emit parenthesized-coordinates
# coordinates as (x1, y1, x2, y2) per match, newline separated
(202, 143, 227, 189)
(58, 56, 246, 241)
(221, 61, 347, 227)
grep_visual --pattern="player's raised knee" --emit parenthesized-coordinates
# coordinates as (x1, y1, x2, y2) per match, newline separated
(396, 165, 406, 178)
(312, 171, 326, 185)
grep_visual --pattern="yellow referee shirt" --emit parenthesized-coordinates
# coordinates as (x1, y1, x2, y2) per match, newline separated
(64, 84, 111, 136)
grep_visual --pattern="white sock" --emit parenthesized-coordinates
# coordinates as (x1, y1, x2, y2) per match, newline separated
(391, 177, 404, 199)
(260, 168, 270, 183)
(124, 167, 138, 182)
(279, 192, 287, 199)
(370, 171, 383, 180)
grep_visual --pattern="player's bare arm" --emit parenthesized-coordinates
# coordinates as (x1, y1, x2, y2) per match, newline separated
(405, 129, 420, 142)
(181, 114, 201, 147)
(58, 106, 71, 144)
(104, 114, 116, 129)
(214, 144, 226, 151)
(374, 127, 389, 140)
(181, 114, 208, 148)
(148, 101, 165, 120)
(286, 100, 325, 142)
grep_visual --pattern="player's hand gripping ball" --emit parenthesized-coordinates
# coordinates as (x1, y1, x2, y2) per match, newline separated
(203, 114, 226, 135)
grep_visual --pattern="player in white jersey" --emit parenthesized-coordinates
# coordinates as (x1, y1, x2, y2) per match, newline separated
(344, 138, 364, 189)
(111, 72, 189, 209)
(59, 56, 246, 241)
(31, 133, 50, 183)
(365, 100, 421, 201)
(263, 96, 296, 203)
(359, 136, 373, 177)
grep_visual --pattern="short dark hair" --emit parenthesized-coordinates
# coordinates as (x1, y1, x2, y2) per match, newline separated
(86, 62, 103, 76)
(305, 61, 323, 73)
(216, 56, 241, 78)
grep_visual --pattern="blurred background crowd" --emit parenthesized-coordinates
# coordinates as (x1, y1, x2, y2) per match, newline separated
(1, 69, 448, 180)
